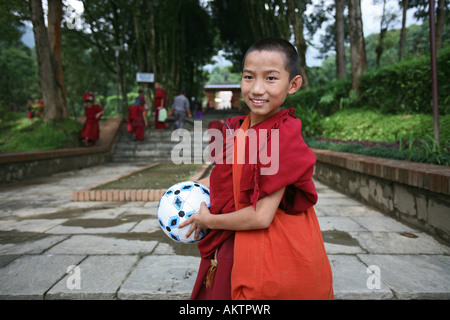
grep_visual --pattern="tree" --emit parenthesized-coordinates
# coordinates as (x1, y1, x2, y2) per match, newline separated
(335, 0, 347, 78)
(348, 0, 367, 92)
(287, 0, 310, 88)
(307, 0, 348, 79)
(399, 0, 410, 60)
(29, 0, 68, 121)
(374, 0, 397, 68)
(410, 0, 448, 50)
(210, 0, 290, 68)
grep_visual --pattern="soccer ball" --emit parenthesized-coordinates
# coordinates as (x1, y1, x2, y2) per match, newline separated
(157, 181, 210, 243)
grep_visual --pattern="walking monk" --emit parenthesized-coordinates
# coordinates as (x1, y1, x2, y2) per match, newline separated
(127, 97, 148, 140)
(81, 93, 104, 147)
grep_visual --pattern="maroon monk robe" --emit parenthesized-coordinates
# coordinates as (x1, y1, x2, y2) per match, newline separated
(81, 104, 103, 143)
(190, 108, 318, 300)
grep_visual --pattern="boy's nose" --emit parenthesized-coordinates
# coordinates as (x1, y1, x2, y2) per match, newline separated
(251, 79, 265, 95)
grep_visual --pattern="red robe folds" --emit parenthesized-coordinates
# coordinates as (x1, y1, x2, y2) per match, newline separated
(81, 104, 103, 143)
(191, 108, 333, 300)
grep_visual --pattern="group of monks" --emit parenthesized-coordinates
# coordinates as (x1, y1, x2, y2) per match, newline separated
(80, 82, 167, 146)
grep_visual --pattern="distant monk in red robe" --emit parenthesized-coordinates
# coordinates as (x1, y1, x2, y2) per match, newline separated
(81, 94, 104, 147)
(154, 82, 167, 129)
(127, 97, 148, 140)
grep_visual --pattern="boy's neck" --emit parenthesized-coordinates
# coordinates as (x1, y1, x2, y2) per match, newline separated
(249, 107, 280, 127)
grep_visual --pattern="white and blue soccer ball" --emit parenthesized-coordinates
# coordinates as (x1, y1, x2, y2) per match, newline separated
(157, 181, 210, 243)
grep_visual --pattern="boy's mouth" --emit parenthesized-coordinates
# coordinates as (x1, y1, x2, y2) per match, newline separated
(250, 99, 268, 106)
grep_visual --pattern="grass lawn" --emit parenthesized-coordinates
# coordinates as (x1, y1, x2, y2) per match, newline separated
(0, 117, 83, 153)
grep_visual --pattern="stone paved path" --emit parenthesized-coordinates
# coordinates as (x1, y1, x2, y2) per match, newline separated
(0, 161, 449, 300)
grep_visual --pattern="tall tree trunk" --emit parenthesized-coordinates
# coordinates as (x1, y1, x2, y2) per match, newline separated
(335, 0, 346, 79)
(132, 0, 145, 72)
(348, 0, 367, 92)
(436, 0, 445, 49)
(399, 0, 409, 60)
(375, 0, 387, 68)
(29, 0, 61, 121)
(287, 0, 309, 88)
(47, 0, 68, 119)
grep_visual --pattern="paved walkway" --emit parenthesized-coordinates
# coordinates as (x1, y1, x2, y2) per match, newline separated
(0, 161, 449, 300)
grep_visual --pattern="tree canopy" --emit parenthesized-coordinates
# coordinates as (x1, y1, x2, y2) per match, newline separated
(0, 0, 448, 119)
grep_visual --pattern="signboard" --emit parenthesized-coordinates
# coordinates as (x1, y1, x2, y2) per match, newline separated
(136, 72, 154, 83)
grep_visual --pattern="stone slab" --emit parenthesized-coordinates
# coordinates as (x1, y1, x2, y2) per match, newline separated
(318, 216, 367, 232)
(47, 235, 158, 255)
(324, 242, 366, 254)
(118, 255, 200, 300)
(351, 216, 417, 232)
(46, 255, 138, 300)
(350, 231, 450, 254)
(0, 235, 68, 255)
(315, 205, 386, 218)
(130, 219, 160, 233)
(46, 220, 138, 234)
(357, 254, 450, 299)
(316, 197, 362, 206)
(0, 254, 85, 299)
(0, 219, 67, 233)
(328, 254, 393, 300)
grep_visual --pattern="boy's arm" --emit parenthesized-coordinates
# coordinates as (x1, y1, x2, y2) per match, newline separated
(180, 187, 285, 239)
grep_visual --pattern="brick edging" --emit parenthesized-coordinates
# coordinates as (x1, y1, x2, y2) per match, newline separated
(312, 148, 450, 195)
(72, 162, 212, 202)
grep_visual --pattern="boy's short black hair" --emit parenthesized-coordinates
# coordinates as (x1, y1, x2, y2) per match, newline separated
(242, 37, 300, 81)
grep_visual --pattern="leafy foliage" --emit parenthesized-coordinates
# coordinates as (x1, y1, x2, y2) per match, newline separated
(305, 109, 450, 165)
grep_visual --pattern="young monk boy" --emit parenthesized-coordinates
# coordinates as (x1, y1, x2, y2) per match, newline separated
(81, 94, 104, 146)
(127, 97, 148, 141)
(179, 37, 333, 300)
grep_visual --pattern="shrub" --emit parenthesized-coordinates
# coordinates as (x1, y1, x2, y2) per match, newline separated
(284, 46, 450, 115)
(359, 46, 450, 114)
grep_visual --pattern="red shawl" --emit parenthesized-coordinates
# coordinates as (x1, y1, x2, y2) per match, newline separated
(191, 108, 318, 299)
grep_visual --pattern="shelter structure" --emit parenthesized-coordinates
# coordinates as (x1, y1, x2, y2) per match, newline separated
(203, 83, 241, 110)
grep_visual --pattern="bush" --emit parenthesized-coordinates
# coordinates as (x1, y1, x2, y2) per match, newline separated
(285, 46, 450, 115)
(284, 79, 352, 116)
(307, 109, 450, 166)
(320, 109, 450, 145)
(359, 46, 450, 114)
(306, 136, 450, 166)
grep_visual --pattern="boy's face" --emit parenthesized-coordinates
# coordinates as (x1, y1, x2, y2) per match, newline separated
(241, 50, 302, 126)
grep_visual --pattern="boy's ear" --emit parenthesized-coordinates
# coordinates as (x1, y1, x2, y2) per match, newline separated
(288, 75, 303, 95)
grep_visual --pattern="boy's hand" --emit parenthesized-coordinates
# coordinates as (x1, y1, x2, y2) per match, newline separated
(179, 201, 210, 240)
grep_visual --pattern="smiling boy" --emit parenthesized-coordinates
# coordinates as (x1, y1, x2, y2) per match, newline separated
(180, 38, 333, 300)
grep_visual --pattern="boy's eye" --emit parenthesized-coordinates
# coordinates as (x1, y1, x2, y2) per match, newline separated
(267, 76, 277, 81)
(243, 75, 253, 80)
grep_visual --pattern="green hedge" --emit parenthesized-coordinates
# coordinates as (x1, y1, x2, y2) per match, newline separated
(284, 46, 450, 115)
(360, 46, 450, 114)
